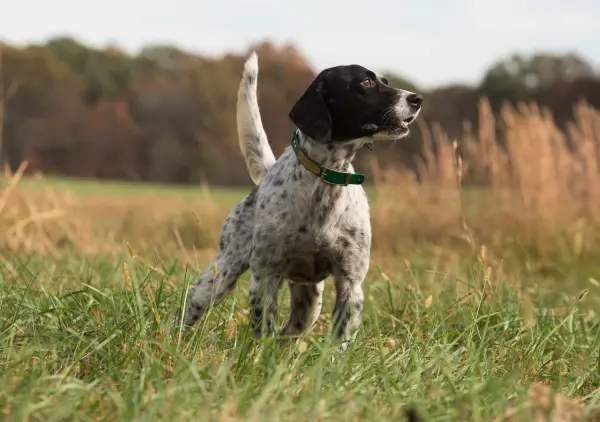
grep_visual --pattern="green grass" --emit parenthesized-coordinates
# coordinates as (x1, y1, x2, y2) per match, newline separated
(14, 175, 393, 206)
(2, 176, 600, 420)
(13, 175, 251, 204)
(1, 250, 599, 422)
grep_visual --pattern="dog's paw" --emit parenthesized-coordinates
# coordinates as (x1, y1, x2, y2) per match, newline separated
(172, 311, 193, 334)
(337, 340, 351, 352)
(253, 325, 277, 340)
(172, 311, 183, 328)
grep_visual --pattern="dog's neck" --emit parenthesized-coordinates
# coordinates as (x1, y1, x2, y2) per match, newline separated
(297, 131, 365, 171)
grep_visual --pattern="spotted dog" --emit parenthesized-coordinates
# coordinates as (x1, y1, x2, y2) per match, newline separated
(177, 52, 422, 350)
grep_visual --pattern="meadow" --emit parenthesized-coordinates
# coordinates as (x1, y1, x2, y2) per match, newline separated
(1, 99, 600, 421)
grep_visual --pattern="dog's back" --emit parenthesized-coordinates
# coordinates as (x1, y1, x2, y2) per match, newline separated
(236, 52, 276, 185)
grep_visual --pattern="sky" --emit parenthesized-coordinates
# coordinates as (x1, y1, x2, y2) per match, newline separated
(2, 0, 600, 89)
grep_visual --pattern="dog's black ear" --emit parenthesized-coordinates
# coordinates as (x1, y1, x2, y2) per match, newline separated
(289, 78, 331, 142)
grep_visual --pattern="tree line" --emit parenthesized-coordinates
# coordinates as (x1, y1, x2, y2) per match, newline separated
(1, 37, 599, 186)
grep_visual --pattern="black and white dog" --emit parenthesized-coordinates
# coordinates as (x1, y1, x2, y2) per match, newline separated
(177, 52, 422, 350)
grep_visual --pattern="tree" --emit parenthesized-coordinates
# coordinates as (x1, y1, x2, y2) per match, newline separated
(5, 36, 599, 187)
(0, 43, 21, 172)
(423, 84, 479, 140)
(46, 36, 138, 103)
(480, 52, 596, 109)
(1, 45, 85, 172)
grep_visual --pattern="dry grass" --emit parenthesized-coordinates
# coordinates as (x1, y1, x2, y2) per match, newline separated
(2, 100, 600, 421)
(0, 166, 229, 262)
(371, 100, 600, 265)
(1, 99, 599, 267)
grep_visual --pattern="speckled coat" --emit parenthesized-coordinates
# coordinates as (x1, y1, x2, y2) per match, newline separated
(177, 51, 421, 350)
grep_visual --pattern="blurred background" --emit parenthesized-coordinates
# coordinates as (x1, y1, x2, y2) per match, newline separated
(4, 3, 600, 417)
(1, 0, 599, 267)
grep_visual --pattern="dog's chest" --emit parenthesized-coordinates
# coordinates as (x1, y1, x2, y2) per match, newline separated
(256, 159, 371, 282)
(283, 233, 335, 284)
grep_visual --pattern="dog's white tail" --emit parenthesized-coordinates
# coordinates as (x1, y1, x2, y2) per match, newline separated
(236, 52, 276, 185)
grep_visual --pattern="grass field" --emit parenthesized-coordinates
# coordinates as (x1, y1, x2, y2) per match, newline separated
(1, 174, 600, 422)
(2, 100, 600, 421)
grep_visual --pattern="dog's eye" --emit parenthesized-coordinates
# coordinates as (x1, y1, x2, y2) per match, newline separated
(361, 78, 375, 88)
(381, 77, 389, 85)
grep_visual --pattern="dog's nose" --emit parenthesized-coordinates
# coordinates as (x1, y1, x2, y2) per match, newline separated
(407, 93, 423, 109)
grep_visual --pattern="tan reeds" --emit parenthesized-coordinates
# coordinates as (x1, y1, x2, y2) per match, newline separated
(1, 99, 599, 263)
(372, 99, 600, 259)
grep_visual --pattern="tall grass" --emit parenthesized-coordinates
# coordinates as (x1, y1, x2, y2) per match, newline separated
(0, 100, 599, 269)
(372, 100, 600, 265)
(1, 251, 599, 422)
(1, 100, 600, 265)
(1, 100, 600, 421)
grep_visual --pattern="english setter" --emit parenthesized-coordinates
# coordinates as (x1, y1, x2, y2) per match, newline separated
(177, 52, 422, 350)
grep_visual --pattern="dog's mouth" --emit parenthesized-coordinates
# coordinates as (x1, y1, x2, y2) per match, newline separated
(388, 116, 416, 132)
(398, 116, 415, 129)
(379, 116, 415, 134)
(361, 115, 417, 140)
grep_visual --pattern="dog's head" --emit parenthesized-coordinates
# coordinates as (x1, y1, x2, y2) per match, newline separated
(289, 64, 422, 144)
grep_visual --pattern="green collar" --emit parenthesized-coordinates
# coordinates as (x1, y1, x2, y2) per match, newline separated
(290, 131, 365, 186)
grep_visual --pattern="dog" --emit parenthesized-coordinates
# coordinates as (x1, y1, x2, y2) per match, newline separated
(176, 51, 422, 350)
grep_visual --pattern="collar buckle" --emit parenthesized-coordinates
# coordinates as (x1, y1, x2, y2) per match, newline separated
(321, 167, 351, 186)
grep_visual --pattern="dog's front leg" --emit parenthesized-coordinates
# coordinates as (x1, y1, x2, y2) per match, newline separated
(248, 268, 283, 338)
(331, 257, 369, 351)
(280, 280, 325, 337)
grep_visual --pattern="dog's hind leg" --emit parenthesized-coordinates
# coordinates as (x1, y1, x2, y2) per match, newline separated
(248, 268, 284, 338)
(279, 281, 325, 337)
(331, 254, 369, 351)
(177, 189, 256, 329)
(179, 253, 249, 328)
